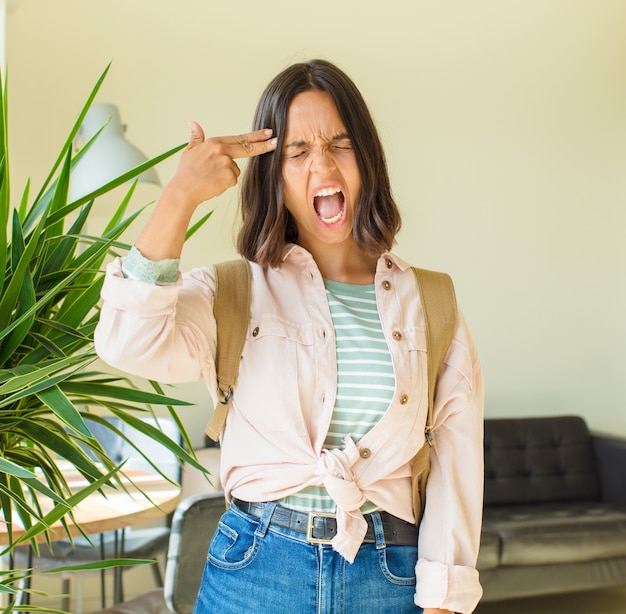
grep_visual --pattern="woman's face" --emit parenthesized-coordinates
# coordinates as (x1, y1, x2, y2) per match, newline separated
(281, 90, 362, 254)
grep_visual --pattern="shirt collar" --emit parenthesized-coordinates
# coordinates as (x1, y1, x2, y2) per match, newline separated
(282, 243, 411, 272)
(380, 251, 411, 272)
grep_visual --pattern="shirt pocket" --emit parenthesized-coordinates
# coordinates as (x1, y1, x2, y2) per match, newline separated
(233, 314, 314, 435)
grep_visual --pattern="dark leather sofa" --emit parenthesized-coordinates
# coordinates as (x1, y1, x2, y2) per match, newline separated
(478, 415, 626, 601)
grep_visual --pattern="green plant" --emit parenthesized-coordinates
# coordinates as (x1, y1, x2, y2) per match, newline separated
(0, 65, 211, 609)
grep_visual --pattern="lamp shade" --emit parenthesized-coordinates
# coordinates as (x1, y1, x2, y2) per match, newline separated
(69, 103, 159, 201)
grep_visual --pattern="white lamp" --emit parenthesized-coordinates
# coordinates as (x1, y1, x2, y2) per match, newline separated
(69, 103, 159, 201)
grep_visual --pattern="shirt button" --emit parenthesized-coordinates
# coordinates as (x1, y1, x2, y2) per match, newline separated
(400, 394, 409, 405)
(359, 447, 372, 459)
(252, 327, 259, 337)
(382, 280, 392, 291)
(385, 258, 393, 269)
(392, 330, 403, 341)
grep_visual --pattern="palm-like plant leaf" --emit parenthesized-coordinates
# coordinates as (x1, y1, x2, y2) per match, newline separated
(0, 65, 208, 606)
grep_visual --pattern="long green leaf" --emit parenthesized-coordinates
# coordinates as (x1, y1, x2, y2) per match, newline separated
(59, 381, 193, 406)
(17, 176, 30, 221)
(23, 128, 106, 243)
(110, 409, 206, 474)
(2, 268, 35, 364)
(0, 466, 69, 507)
(150, 380, 196, 457)
(0, 201, 49, 335)
(17, 421, 110, 482)
(0, 234, 116, 344)
(0, 458, 41, 479)
(26, 332, 66, 358)
(33, 317, 90, 339)
(39, 203, 93, 282)
(8, 465, 120, 549)
(0, 159, 8, 279)
(45, 148, 72, 239)
(103, 180, 137, 234)
(0, 74, 9, 274)
(13, 428, 98, 471)
(69, 210, 143, 273)
(186, 209, 214, 240)
(42, 557, 155, 573)
(0, 355, 89, 396)
(35, 385, 91, 436)
(0, 370, 91, 410)
(40, 142, 185, 231)
(24, 63, 111, 229)
(0, 358, 95, 410)
(56, 278, 104, 329)
(0, 228, 36, 364)
(67, 142, 185, 209)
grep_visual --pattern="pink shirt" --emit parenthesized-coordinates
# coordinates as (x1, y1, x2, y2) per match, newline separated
(94, 244, 484, 613)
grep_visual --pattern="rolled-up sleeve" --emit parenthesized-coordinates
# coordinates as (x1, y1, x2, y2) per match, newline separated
(94, 258, 218, 399)
(414, 314, 484, 613)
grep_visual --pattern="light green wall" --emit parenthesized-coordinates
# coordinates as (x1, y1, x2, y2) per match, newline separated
(8, 0, 626, 443)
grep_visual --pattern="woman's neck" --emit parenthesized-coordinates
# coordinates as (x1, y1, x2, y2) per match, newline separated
(304, 242, 378, 285)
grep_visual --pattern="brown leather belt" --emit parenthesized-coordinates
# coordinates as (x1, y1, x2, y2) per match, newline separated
(232, 499, 418, 546)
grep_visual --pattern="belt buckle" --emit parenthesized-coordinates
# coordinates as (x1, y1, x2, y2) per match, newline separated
(306, 511, 336, 544)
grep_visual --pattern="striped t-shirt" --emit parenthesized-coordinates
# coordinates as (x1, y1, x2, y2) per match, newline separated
(281, 278, 395, 512)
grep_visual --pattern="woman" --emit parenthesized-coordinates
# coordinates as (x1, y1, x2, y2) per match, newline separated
(95, 59, 484, 614)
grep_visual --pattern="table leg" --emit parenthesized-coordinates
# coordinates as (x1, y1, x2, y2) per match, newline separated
(113, 529, 126, 604)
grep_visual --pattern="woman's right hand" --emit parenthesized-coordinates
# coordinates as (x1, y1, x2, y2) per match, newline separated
(166, 122, 277, 212)
(133, 124, 277, 261)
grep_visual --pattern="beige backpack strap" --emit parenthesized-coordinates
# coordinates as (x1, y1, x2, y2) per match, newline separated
(205, 259, 251, 442)
(410, 267, 457, 523)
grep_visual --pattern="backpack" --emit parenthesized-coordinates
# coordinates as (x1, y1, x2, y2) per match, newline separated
(205, 260, 457, 524)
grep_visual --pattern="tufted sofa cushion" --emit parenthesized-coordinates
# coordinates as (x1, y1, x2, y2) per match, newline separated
(482, 501, 626, 566)
(484, 415, 600, 506)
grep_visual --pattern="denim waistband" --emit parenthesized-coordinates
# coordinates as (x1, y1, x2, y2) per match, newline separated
(232, 499, 418, 546)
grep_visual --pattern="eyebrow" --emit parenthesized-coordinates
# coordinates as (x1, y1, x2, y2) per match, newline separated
(283, 133, 351, 149)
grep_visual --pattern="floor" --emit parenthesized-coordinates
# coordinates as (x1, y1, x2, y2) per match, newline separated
(21, 567, 626, 614)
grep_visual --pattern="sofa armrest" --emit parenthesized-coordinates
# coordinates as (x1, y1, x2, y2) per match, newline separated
(591, 432, 626, 504)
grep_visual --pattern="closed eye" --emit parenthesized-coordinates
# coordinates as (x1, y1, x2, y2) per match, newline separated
(284, 147, 310, 159)
(331, 136, 353, 151)
(282, 136, 353, 159)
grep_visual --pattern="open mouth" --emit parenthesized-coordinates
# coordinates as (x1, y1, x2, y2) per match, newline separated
(313, 187, 345, 224)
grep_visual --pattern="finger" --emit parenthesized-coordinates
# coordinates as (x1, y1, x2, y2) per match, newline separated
(188, 121, 206, 148)
(218, 129, 278, 159)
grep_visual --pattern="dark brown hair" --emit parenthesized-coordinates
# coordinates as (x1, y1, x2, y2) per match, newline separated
(237, 59, 401, 267)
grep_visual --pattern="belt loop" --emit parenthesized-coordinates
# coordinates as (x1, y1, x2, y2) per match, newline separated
(370, 512, 386, 550)
(254, 502, 277, 538)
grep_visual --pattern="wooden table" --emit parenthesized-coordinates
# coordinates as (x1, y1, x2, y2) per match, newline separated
(0, 467, 181, 609)
(0, 467, 182, 546)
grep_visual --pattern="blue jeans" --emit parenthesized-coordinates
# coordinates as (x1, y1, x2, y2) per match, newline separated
(193, 502, 422, 614)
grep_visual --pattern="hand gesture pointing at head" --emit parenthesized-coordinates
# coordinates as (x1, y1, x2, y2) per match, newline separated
(134, 123, 277, 261)
(171, 122, 277, 208)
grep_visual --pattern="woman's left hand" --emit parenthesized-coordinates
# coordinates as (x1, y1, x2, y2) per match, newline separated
(423, 609, 454, 614)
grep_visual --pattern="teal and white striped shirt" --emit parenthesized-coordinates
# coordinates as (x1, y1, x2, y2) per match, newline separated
(281, 278, 395, 512)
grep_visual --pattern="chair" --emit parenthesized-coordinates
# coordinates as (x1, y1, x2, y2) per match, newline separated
(164, 492, 227, 613)
(93, 492, 227, 614)
(12, 415, 182, 613)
